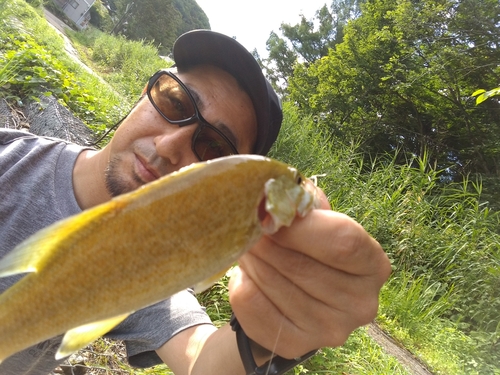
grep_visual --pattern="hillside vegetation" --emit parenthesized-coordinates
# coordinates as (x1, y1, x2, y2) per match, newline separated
(0, 0, 499, 374)
(87, 0, 210, 55)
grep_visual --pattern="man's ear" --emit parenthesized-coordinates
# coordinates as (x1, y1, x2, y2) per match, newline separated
(141, 83, 148, 95)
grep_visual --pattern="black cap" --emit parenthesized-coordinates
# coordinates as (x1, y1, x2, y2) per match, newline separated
(172, 30, 282, 156)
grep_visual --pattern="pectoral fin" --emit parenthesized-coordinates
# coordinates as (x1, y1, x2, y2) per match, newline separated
(56, 313, 130, 359)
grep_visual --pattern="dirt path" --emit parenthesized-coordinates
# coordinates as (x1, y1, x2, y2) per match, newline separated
(368, 323, 434, 375)
(43, 8, 93, 75)
(43, 7, 117, 95)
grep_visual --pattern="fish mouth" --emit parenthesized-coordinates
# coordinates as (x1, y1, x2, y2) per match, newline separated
(258, 196, 278, 234)
(258, 196, 267, 223)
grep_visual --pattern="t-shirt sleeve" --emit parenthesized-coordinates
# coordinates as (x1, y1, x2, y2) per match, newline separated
(105, 289, 213, 368)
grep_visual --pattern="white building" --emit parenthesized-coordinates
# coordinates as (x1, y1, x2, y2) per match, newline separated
(52, 0, 96, 30)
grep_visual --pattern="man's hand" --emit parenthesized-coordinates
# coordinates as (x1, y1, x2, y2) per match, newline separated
(157, 188, 391, 375)
(229, 188, 391, 359)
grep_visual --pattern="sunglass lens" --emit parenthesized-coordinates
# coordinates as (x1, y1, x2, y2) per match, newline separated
(149, 72, 238, 161)
(150, 74, 195, 122)
(194, 126, 235, 161)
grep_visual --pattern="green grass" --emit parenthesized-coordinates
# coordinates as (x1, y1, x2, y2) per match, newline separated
(2, 1, 499, 374)
(287, 328, 412, 375)
(378, 275, 481, 374)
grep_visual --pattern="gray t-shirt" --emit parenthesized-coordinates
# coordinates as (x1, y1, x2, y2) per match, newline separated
(0, 129, 212, 374)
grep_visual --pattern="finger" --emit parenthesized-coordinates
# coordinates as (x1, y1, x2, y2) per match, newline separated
(312, 185, 331, 210)
(230, 254, 366, 357)
(268, 210, 390, 279)
(247, 237, 380, 323)
(229, 263, 335, 358)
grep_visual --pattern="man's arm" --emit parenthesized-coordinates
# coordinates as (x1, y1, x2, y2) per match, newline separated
(156, 323, 271, 375)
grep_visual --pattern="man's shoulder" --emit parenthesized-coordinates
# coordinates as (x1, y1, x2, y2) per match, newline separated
(0, 128, 70, 148)
(0, 128, 87, 154)
(0, 128, 40, 145)
(0, 128, 87, 179)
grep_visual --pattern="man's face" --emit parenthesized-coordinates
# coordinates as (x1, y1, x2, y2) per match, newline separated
(103, 65, 258, 197)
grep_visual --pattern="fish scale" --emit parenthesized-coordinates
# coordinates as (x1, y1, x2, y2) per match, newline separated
(0, 155, 318, 362)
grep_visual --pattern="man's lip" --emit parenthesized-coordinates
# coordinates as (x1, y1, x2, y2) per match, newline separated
(135, 154, 160, 182)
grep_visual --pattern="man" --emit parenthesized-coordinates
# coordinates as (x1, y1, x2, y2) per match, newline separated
(0, 30, 391, 375)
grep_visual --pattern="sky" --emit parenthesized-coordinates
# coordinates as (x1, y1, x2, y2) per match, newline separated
(194, 0, 329, 57)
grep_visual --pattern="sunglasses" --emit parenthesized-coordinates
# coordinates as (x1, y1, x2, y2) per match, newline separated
(146, 70, 239, 161)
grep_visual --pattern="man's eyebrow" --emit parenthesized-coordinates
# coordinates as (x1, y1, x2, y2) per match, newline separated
(186, 85, 239, 149)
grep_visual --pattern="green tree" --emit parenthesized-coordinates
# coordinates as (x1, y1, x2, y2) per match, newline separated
(262, 31, 298, 93)
(288, 0, 500, 179)
(172, 0, 210, 35)
(263, 0, 365, 93)
(112, 0, 209, 55)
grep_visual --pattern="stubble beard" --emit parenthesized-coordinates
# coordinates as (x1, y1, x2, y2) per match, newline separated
(105, 156, 144, 197)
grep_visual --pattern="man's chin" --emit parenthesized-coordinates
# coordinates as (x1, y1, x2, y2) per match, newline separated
(105, 157, 145, 197)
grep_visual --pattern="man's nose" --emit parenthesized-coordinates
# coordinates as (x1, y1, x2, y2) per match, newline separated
(154, 124, 199, 169)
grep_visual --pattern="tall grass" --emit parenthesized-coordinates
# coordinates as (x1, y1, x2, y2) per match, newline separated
(378, 274, 485, 375)
(270, 102, 500, 374)
(67, 28, 169, 101)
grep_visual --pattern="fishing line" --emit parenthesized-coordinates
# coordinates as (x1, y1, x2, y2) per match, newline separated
(264, 251, 309, 375)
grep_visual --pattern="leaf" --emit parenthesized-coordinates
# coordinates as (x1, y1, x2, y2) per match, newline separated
(475, 94, 487, 105)
(471, 89, 486, 97)
(473, 87, 500, 105)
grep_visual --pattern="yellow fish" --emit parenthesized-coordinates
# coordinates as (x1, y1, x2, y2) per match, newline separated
(0, 155, 319, 362)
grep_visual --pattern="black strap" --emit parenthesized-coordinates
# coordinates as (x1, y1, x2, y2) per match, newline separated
(230, 314, 317, 375)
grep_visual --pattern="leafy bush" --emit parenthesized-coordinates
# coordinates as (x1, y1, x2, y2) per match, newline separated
(24, 0, 42, 7)
(0, 33, 97, 119)
(88, 0, 114, 32)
